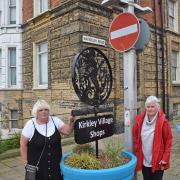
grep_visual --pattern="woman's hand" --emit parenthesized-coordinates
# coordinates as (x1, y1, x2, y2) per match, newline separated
(159, 160, 167, 166)
(60, 114, 75, 135)
(159, 160, 167, 170)
(68, 115, 75, 124)
(23, 160, 28, 167)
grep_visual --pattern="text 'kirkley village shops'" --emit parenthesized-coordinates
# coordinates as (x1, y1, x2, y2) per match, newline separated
(74, 114, 114, 144)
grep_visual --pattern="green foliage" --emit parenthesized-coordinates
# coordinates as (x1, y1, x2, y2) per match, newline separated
(65, 152, 102, 169)
(0, 133, 20, 154)
(102, 137, 127, 168)
(65, 138, 130, 170)
(72, 144, 94, 154)
(65, 143, 101, 169)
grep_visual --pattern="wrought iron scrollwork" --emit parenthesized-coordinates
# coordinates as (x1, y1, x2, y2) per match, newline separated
(72, 47, 113, 106)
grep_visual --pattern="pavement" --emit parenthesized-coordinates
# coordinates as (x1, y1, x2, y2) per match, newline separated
(0, 120, 180, 180)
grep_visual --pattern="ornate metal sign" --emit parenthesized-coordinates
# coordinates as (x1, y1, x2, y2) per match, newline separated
(72, 47, 113, 106)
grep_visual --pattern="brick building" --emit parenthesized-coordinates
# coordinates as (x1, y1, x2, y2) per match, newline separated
(137, 0, 180, 120)
(21, 0, 180, 128)
(0, 0, 179, 136)
(22, 0, 124, 128)
(0, 0, 23, 137)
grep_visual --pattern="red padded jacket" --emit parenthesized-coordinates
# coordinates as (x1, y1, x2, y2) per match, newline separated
(133, 109, 172, 173)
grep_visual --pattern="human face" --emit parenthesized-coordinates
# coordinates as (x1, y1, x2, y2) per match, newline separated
(145, 102, 159, 118)
(36, 108, 49, 123)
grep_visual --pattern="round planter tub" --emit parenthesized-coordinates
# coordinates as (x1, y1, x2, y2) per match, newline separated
(60, 150, 137, 180)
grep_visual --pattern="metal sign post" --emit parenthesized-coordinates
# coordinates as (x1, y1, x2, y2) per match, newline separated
(101, 0, 152, 152)
(123, 46, 137, 152)
(72, 47, 113, 158)
(123, 0, 136, 152)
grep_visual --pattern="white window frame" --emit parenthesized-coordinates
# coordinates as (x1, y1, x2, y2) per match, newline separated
(9, 109, 18, 129)
(33, 41, 48, 89)
(8, 0, 16, 24)
(8, 47, 16, 87)
(168, 0, 178, 32)
(33, 0, 48, 17)
(172, 50, 180, 84)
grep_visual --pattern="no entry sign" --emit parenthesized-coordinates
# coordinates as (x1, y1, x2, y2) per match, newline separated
(109, 12, 140, 52)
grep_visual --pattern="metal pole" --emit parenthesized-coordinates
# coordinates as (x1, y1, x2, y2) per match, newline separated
(123, 50, 137, 152)
(123, 1, 137, 152)
(94, 106, 99, 158)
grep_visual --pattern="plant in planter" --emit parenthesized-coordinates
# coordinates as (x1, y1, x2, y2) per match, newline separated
(65, 144, 102, 169)
(60, 137, 137, 180)
(65, 139, 130, 169)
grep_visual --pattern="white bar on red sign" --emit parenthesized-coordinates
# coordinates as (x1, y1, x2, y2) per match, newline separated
(111, 24, 138, 40)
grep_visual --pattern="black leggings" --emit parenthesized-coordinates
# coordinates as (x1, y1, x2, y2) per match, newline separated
(142, 166, 164, 180)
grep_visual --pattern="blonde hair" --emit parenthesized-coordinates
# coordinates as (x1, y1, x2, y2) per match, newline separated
(32, 99, 50, 117)
(145, 96, 160, 109)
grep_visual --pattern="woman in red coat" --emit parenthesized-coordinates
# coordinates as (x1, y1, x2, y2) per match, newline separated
(133, 96, 172, 180)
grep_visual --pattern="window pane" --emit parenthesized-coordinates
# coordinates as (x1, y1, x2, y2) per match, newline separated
(39, 42, 47, 52)
(9, 0, 16, 24)
(11, 121, 18, 128)
(168, 2, 174, 17)
(11, 110, 18, 119)
(9, 48, 16, 85)
(172, 51, 178, 82)
(9, 0, 16, 6)
(9, 48, 16, 66)
(39, 53, 48, 84)
(10, 67, 16, 85)
(10, 110, 18, 128)
(38, 42, 48, 85)
(168, 0, 175, 30)
(10, 7, 16, 24)
(40, 0, 48, 13)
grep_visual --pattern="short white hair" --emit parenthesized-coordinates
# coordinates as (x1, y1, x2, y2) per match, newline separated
(32, 99, 50, 117)
(145, 96, 160, 108)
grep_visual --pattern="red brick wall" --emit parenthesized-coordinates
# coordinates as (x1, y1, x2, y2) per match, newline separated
(23, 0, 162, 26)
(139, 0, 162, 27)
(23, 0, 33, 23)
(51, 0, 60, 8)
(23, 0, 61, 23)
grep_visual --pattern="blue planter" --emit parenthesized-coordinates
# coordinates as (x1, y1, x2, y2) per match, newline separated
(176, 123, 180, 135)
(60, 150, 137, 180)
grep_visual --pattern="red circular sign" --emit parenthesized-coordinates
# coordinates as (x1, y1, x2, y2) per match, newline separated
(109, 12, 140, 52)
